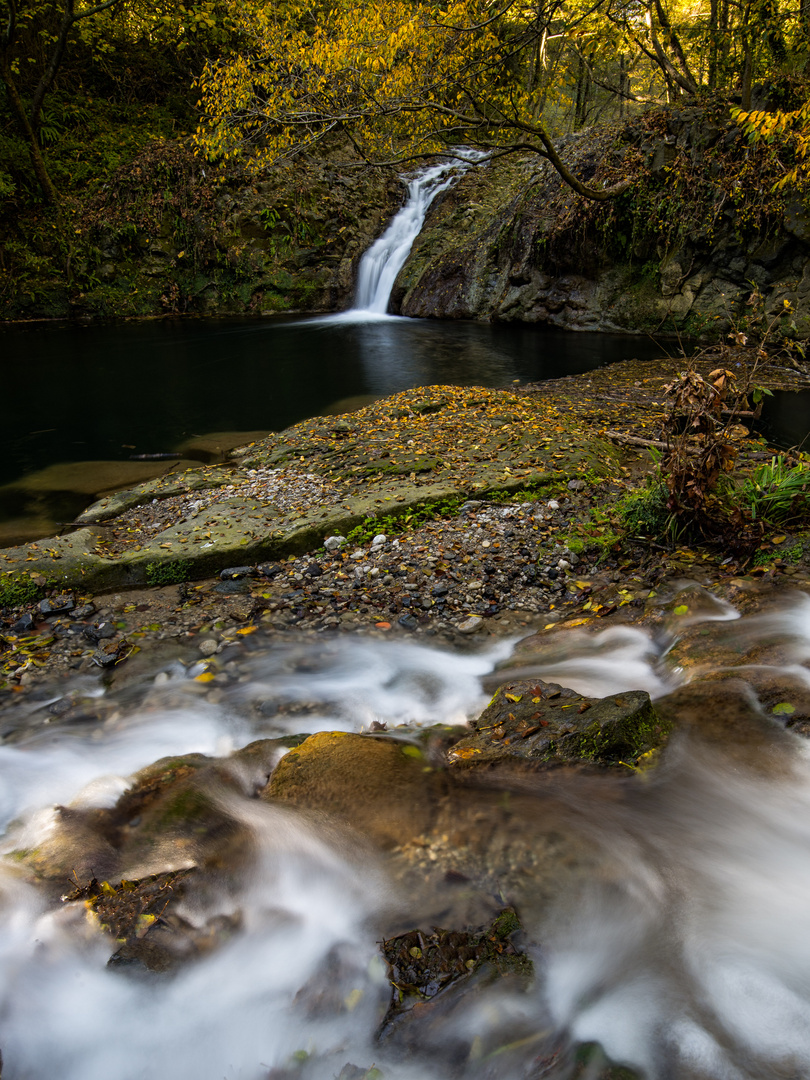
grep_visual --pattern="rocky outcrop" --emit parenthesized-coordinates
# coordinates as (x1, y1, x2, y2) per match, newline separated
(2, 144, 402, 321)
(392, 108, 810, 339)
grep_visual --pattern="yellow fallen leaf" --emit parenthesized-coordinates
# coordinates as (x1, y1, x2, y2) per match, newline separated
(448, 747, 481, 760)
(236, 626, 258, 635)
(194, 672, 215, 683)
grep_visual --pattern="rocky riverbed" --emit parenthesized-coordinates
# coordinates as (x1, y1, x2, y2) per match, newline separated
(1, 355, 810, 1080)
(1, 355, 808, 696)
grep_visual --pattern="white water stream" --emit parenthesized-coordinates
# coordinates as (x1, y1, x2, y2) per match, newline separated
(1, 592, 810, 1078)
(325, 151, 486, 321)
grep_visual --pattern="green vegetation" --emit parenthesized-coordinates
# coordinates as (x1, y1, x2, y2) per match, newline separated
(616, 481, 675, 541)
(0, 572, 43, 608)
(144, 559, 193, 586)
(345, 497, 466, 546)
(345, 482, 563, 546)
(752, 540, 806, 566)
(734, 456, 810, 526)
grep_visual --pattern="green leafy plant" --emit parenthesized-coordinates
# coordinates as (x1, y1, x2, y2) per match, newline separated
(617, 481, 673, 538)
(735, 456, 810, 525)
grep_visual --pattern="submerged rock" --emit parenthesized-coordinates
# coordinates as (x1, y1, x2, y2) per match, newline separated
(448, 679, 669, 769)
(379, 907, 531, 1029)
(263, 732, 446, 848)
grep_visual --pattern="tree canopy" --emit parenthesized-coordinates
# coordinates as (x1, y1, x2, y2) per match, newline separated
(194, 0, 810, 197)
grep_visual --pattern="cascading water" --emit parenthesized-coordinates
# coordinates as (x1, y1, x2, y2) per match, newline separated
(349, 152, 485, 317)
(1, 592, 810, 1078)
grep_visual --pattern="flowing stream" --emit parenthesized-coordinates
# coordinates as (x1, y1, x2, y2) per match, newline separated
(1, 591, 810, 1079)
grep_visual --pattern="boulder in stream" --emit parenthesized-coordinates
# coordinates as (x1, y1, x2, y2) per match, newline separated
(262, 732, 447, 849)
(448, 679, 670, 770)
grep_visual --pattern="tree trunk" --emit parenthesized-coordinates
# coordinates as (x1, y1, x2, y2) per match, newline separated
(574, 55, 589, 129)
(709, 0, 719, 88)
(741, 33, 753, 108)
(0, 57, 57, 203)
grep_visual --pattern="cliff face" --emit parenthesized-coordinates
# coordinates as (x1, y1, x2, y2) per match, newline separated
(5, 103, 810, 333)
(392, 108, 810, 339)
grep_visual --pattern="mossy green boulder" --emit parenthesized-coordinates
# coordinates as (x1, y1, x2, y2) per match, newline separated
(448, 679, 670, 769)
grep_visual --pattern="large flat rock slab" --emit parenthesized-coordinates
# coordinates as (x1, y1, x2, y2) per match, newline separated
(0, 384, 614, 592)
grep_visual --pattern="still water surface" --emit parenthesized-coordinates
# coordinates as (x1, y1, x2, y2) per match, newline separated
(2, 316, 669, 487)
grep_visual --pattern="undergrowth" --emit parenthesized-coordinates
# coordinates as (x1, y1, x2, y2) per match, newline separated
(145, 560, 193, 586)
(0, 572, 43, 609)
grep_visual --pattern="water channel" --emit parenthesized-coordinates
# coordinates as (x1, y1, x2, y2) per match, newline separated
(0, 593, 810, 1079)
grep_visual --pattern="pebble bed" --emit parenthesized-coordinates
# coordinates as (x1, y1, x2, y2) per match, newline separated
(0, 490, 608, 708)
(106, 469, 343, 547)
(246, 496, 582, 636)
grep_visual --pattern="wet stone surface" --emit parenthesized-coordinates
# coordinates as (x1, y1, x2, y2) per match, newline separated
(448, 679, 668, 769)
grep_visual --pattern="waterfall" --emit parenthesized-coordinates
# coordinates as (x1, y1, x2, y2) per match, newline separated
(350, 152, 485, 316)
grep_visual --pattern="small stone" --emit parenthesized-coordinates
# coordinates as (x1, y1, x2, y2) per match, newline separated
(39, 594, 74, 615)
(398, 613, 418, 630)
(84, 621, 116, 643)
(198, 638, 219, 656)
(213, 580, 250, 595)
(431, 583, 449, 596)
(456, 616, 484, 634)
(350, 550, 365, 560)
(557, 559, 571, 571)
(323, 536, 346, 552)
(547, 500, 560, 510)
(305, 562, 324, 577)
(69, 603, 96, 621)
(12, 613, 35, 634)
(257, 563, 282, 578)
(219, 567, 256, 581)
(92, 640, 127, 668)
(371, 534, 388, 546)
(567, 479, 586, 491)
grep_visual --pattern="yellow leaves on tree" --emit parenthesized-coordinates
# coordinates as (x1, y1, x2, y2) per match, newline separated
(196, 0, 508, 168)
(733, 99, 810, 191)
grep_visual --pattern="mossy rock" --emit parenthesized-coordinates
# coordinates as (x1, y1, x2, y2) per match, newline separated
(262, 732, 447, 848)
(448, 679, 670, 770)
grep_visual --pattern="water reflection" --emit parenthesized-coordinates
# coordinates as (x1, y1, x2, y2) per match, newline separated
(294, 315, 665, 399)
(0, 316, 666, 490)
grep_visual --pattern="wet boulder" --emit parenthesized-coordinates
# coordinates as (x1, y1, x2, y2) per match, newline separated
(262, 732, 447, 848)
(448, 679, 669, 769)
